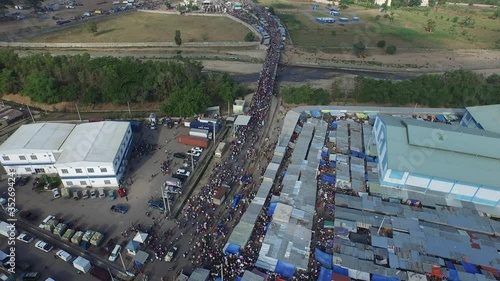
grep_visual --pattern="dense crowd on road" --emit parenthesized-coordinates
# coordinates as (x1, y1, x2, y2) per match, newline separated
(171, 3, 291, 279)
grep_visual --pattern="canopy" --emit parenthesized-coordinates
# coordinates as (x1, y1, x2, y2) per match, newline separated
(324, 220, 334, 229)
(435, 115, 446, 122)
(460, 261, 479, 274)
(126, 240, 139, 253)
(133, 250, 149, 268)
(318, 267, 334, 281)
(275, 260, 295, 278)
(224, 243, 241, 255)
(267, 202, 278, 216)
(232, 194, 243, 208)
(133, 232, 148, 244)
(312, 111, 321, 117)
(333, 265, 348, 276)
(448, 269, 460, 281)
(315, 248, 333, 269)
(321, 174, 336, 184)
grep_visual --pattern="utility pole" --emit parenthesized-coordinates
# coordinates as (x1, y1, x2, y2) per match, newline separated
(160, 186, 168, 218)
(118, 251, 127, 272)
(27, 105, 35, 123)
(127, 102, 132, 117)
(107, 268, 116, 281)
(221, 263, 224, 281)
(378, 216, 387, 235)
(191, 154, 194, 170)
(75, 103, 82, 122)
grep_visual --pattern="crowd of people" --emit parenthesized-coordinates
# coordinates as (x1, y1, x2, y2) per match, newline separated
(171, 2, 291, 279)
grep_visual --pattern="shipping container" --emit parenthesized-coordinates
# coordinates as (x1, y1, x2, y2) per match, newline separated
(189, 128, 209, 139)
(215, 142, 227, 158)
(178, 135, 209, 148)
(190, 121, 220, 132)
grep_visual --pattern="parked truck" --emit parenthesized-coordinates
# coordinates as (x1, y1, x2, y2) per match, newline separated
(178, 135, 209, 148)
(0, 221, 16, 238)
(189, 128, 211, 139)
(73, 256, 91, 273)
(82, 230, 95, 242)
(53, 223, 68, 237)
(90, 232, 104, 246)
(190, 121, 220, 132)
(71, 231, 84, 244)
(215, 142, 227, 158)
(62, 229, 75, 241)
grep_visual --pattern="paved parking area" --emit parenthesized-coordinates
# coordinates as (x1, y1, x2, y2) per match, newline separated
(0, 122, 215, 279)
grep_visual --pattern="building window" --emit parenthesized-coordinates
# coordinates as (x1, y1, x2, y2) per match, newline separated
(2, 156, 9, 161)
(30, 155, 37, 160)
(19, 156, 26, 161)
(25, 168, 32, 172)
(75, 168, 83, 173)
(104, 180, 111, 185)
(87, 168, 95, 173)
(61, 169, 68, 174)
(100, 168, 107, 173)
(80, 181, 87, 185)
(66, 181, 73, 186)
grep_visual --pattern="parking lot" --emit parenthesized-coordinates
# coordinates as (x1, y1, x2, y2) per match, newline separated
(0, 121, 220, 279)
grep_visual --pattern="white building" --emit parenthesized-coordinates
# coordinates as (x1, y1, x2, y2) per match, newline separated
(0, 121, 132, 188)
(55, 122, 132, 188)
(373, 114, 500, 207)
(0, 123, 76, 175)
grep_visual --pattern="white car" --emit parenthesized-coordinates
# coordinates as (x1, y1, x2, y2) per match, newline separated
(175, 169, 191, 177)
(35, 240, 54, 253)
(98, 188, 106, 199)
(90, 190, 97, 199)
(108, 245, 121, 262)
(56, 249, 73, 262)
(52, 188, 61, 198)
(186, 150, 201, 157)
(191, 147, 203, 153)
(17, 233, 34, 243)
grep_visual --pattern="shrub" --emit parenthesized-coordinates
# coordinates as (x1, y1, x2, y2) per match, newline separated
(377, 40, 386, 48)
(452, 16, 459, 22)
(385, 45, 397, 54)
(244, 32, 256, 42)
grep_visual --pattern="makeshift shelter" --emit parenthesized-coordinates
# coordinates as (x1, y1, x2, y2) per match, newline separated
(275, 260, 295, 278)
(224, 243, 241, 255)
(133, 250, 149, 268)
(188, 268, 210, 281)
(126, 240, 139, 256)
(133, 232, 148, 244)
(315, 248, 333, 269)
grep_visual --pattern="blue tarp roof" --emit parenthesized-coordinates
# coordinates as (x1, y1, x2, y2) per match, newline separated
(448, 269, 460, 281)
(436, 115, 446, 122)
(321, 174, 336, 184)
(275, 260, 295, 278)
(225, 243, 241, 255)
(312, 110, 321, 117)
(315, 248, 333, 269)
(460, 261, 479, 274)
(333, 265, 348, 276)
(372, 274, 400, 281)
(232, 194, 243, 208)
(236, 277, 242, 281)
(318, 267, 334, 281)
(268, 202, 278, 216)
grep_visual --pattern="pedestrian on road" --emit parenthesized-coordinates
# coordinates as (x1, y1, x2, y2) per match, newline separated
(126, 196, 129, 201)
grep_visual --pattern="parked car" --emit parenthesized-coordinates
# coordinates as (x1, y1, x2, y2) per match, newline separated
(147, 200, 165, 211)
(90, 190, 97, 199)
(22, 272, 41, 281)
(175, 169, 191, 177)
(171, 174, 186, 183)
(108, 245, 121, 262)
(73, 190, 80, 200)
(100, 238, 117, 256)
(52, 188, 61, 199)
(19, 211, 37, 221)
(108, 190, 116, 201)
(35, 240, 54, 253)
(191, 147, 203, 153)
(56, 249, 73, 262)
(17, 233, 34, 243)
(186, 150, 201, 157)
(164, 246, 178, 262)
(110, 205, 128, 214)
(82, 190, 89, 199)
(173, 152, 187, 159)
(98, 188, 106, 199)
(16, 176, 30, 186)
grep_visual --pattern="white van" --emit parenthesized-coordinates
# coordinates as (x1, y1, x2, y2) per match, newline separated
(108, 245, 121, 262)
(56, 249, 73, 262)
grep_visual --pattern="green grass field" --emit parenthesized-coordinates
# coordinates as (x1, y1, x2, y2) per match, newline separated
(24, 12, 251, 43)
(277, 3, 500, 49)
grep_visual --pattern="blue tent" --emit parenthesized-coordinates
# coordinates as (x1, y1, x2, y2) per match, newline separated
(225, 243, 241, 255)
(320, 159, 327, 166)
(372, 274, 400, 281)
(331, 122, 338, 129)
(215, 278, 222, 281)
(366, 156, 376, 162)
(436, 115, 446, 122)
(315, 248, 333, 269)
(268, 202, 278, 216)
(460, 261, 479, 274)
(321, 174, 336, 184)
(321, 151, 328, 158)
(232, 194, 243, 208)
(312, 110, 321, 118)
(358, 152, 366, 159)
(330, 161, 336, 168)
(350, 151, 359, 157)
(446, 261, 455, 270)
(275, 260, 295, 278)
(241, 174, 252, 183)
(448, 269, 460, 281)
(333, 265, 349, 276)
(235, 277, 242, 281)
(318, 267, 334, 281)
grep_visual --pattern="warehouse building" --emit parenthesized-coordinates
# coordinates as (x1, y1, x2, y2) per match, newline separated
(0, 123, 76, 174)
(373, 114, 500, 207)
(460, 104, 500, 134)
(0, 121, 132, 188)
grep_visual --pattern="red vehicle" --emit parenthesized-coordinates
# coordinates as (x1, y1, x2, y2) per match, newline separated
(118, 187, 126, 198)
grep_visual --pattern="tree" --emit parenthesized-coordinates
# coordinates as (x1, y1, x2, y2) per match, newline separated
(459, 16, 475, 28)
(268, 6, 275, 15)
(174, 30, 182, 46)
(339, 0, 353, 9)
(385, 45, 397, 54)
(426, 19, 436, 32)
(353, 41, 366, 54)
(25, 0, 43, 12)
(494, 9, 500, 18)
(244, 32, 256, 42)
(408, 0, 422, 6)
(86, 21, 98, 36)
(377, 40, 386, 48)
(0, 0, 14, 16)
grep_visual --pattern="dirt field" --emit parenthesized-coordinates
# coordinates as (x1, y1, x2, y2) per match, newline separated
(20, 12, 251, 43)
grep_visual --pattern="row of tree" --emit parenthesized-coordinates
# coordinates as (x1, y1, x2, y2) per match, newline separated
(0, 49, 244, 116)
(282, 85, 331, 105)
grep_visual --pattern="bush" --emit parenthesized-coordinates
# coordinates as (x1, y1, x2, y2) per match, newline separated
(353, 41, 366, 54)
(377, 40, 386, 48)
(282, 85, 330, 105)
(452, 16, 459, 22)
(385, 45, 397, 54)
(244, 32, 256, 42)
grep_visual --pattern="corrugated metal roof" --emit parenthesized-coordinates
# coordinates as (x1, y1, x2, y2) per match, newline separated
(377, 114, 500, 189)
(0, 123, 76, 152)
(465, 104, 500, 134)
